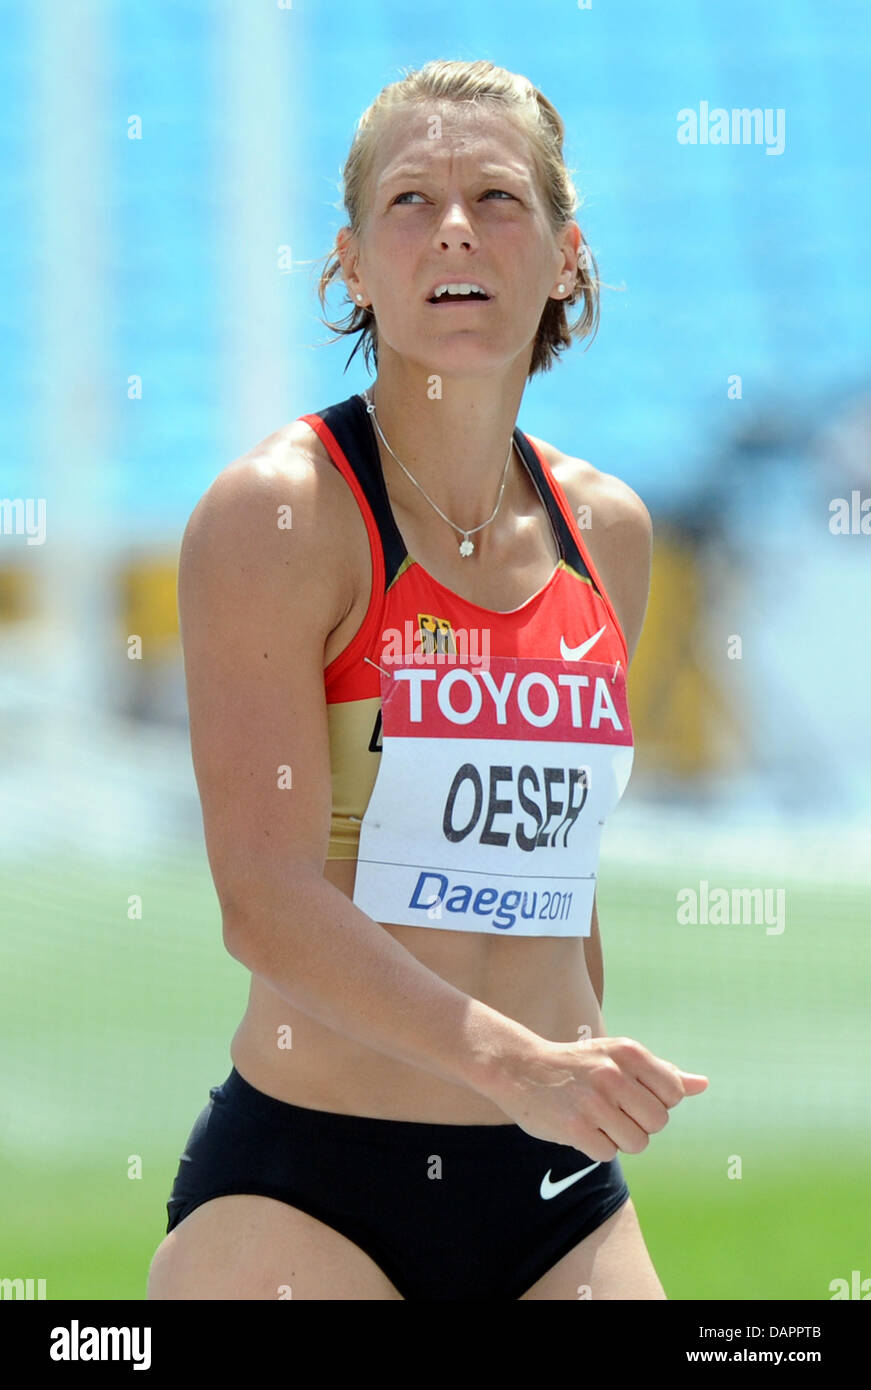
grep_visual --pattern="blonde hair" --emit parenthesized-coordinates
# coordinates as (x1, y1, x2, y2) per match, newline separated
(314, 58, 600, 378)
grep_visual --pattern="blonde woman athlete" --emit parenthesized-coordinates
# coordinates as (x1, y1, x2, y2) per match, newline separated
(147, 60, 707, 1302)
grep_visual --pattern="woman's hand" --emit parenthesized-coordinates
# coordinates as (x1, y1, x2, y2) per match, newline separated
(483, 1034, 708, 1159)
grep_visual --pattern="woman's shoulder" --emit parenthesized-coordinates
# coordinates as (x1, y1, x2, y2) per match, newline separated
(181, 418, 364, 554)
(177, 419, 366, 632)
(525, 431, 652, 540)
(526, 432, 653, 663)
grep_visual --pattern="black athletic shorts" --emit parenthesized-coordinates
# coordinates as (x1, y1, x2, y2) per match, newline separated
(165, 1066, 631, 1300)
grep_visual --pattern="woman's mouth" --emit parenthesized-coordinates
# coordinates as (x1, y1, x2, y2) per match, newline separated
(426, 282, 493, 304)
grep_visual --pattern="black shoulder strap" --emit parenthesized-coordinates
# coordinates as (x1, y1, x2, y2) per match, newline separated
(511, 428, 595, 583)
(312, 393, 408, 589)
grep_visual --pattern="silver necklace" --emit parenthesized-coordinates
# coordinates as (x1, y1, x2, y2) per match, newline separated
(360, 388, 515, 558)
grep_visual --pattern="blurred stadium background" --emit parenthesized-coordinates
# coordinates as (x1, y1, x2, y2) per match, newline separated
(1, 0, 870, 1300)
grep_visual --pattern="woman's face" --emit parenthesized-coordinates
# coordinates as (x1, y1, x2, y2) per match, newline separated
(339, 102, 579, 378)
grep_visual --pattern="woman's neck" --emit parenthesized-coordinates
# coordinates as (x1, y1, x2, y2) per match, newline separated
(365, 361, 529, 520)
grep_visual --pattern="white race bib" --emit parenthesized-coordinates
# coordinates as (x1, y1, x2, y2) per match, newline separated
(352, 655, 633, 936)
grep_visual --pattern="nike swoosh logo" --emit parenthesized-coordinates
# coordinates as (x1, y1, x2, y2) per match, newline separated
(560, 625, 607, 662)
(540, 1160, 602, 1200)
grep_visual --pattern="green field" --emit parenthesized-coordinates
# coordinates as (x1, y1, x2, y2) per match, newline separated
(1, 849, 868, 1300)
(2, 1151, 864, 1300)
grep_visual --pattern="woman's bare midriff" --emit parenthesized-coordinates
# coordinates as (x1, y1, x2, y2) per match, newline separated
(229, 856, 604, 1124)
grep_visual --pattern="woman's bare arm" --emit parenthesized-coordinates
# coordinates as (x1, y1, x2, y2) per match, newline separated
(177, 438, 542, 1095)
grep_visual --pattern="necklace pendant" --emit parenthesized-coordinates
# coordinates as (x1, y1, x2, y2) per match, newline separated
(459, 535, 474, 558)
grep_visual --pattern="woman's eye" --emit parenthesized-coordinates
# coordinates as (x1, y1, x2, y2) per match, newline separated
(392, 188, 516, 205)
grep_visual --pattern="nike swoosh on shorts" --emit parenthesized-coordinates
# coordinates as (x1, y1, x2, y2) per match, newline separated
(559, 625, 607, 662)
(539, 1160, 602, 1200)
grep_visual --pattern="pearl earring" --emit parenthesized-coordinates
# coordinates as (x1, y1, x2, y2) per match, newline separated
(355, 293, 364, 303)
(557, 283, 566, 294)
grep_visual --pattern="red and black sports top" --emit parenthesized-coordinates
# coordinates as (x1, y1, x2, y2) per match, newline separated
(298, 390, 633, 937)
